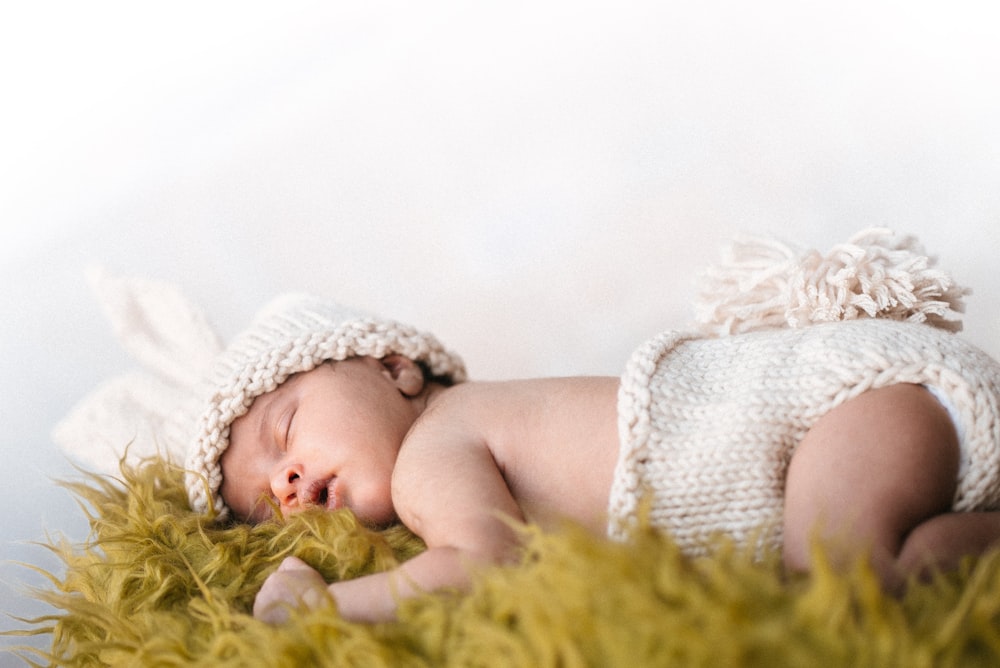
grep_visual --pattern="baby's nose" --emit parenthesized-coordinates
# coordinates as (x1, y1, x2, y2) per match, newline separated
(270, 464, 306, 511)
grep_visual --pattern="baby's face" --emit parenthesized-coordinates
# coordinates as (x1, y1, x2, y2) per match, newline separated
(220, 356, 423, 525)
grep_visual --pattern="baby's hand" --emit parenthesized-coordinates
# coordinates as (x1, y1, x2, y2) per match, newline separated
(253, 556, 334, 624)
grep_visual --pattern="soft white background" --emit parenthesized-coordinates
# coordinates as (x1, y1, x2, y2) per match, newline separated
(2, 0, 999, 654)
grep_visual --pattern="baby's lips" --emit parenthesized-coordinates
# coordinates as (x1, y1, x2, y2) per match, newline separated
(302, 477, 329, 508)
(325, 477, 343, 511)
(303, 476, 341, 510)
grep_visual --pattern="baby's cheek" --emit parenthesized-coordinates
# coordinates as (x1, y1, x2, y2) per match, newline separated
(352, 484, 397, 528)
(219, 478, 267, 523)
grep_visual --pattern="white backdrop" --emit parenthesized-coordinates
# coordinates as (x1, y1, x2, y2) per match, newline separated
(3, 0, 999, 651)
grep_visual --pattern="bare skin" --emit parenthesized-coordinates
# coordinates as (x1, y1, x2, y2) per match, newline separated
(331, 375, 621, 622)
(784, 383, 1000, 591)
(222, 359, 1000, 624)
(222, 356, 619, 623)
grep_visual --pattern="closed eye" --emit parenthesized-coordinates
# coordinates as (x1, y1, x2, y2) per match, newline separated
(275, 407, 296, 450)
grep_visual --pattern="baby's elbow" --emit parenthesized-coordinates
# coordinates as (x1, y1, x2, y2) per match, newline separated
(399, 497, 525, 569)
(471, 514, 527, 561)
(433, 523, 524, 570)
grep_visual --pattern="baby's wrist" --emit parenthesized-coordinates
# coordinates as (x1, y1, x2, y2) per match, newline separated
(320, 582, 344, 609)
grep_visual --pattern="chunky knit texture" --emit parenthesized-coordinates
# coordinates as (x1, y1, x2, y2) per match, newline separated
(608, 319, 1000, 554)
(186, 294, 467, 518)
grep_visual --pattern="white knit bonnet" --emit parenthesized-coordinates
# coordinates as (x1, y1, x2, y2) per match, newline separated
(185, 294, 467, 519)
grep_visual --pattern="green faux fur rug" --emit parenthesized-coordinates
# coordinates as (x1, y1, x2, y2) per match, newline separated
(10, 458, 1000, 667)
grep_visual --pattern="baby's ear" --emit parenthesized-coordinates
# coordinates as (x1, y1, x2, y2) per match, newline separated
(381, 355, 425, 397)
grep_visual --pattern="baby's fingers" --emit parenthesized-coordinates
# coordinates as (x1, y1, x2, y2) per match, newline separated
(253, 557, 334, 624)
(254, 576, 294, 624)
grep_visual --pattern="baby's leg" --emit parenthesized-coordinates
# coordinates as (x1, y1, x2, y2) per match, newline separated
(896, 511, 1000, 577)
(783, 383, 1000, 590)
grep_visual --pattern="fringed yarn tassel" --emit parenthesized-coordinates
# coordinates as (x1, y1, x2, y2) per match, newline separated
(693, 228, 970, 337)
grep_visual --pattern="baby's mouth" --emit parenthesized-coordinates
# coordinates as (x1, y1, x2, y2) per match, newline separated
(306, 477, 339, 510)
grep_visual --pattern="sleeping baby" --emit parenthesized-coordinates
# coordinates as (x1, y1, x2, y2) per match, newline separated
(180, 229, 1000, 624)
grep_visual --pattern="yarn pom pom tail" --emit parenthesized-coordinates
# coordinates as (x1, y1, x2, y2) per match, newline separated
(692, 228, 970, 337)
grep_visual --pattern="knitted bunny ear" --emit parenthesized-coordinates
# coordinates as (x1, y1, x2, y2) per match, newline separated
(52, 268, 223, 474)
(692, 228, 970, 337)
(52, 372, 199, 474)
(86, 266, 222, 387)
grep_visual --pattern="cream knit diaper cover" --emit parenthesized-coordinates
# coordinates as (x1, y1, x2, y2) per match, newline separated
(607, 319, 1000, 555)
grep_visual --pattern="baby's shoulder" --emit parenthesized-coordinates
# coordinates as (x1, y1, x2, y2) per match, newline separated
(403, 376, 616, 457)
(408, 380, 515, 440)
(390, 382, 516, 507)
(399, 380, 542, 455)
(416, 377, 595, 426)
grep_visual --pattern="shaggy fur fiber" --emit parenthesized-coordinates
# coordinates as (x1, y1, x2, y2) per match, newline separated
(9, 457, 1000, 667)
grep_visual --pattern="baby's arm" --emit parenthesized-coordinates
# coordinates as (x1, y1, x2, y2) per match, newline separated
(254, 546, 487, 623)
(255, 428, 524, 623)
